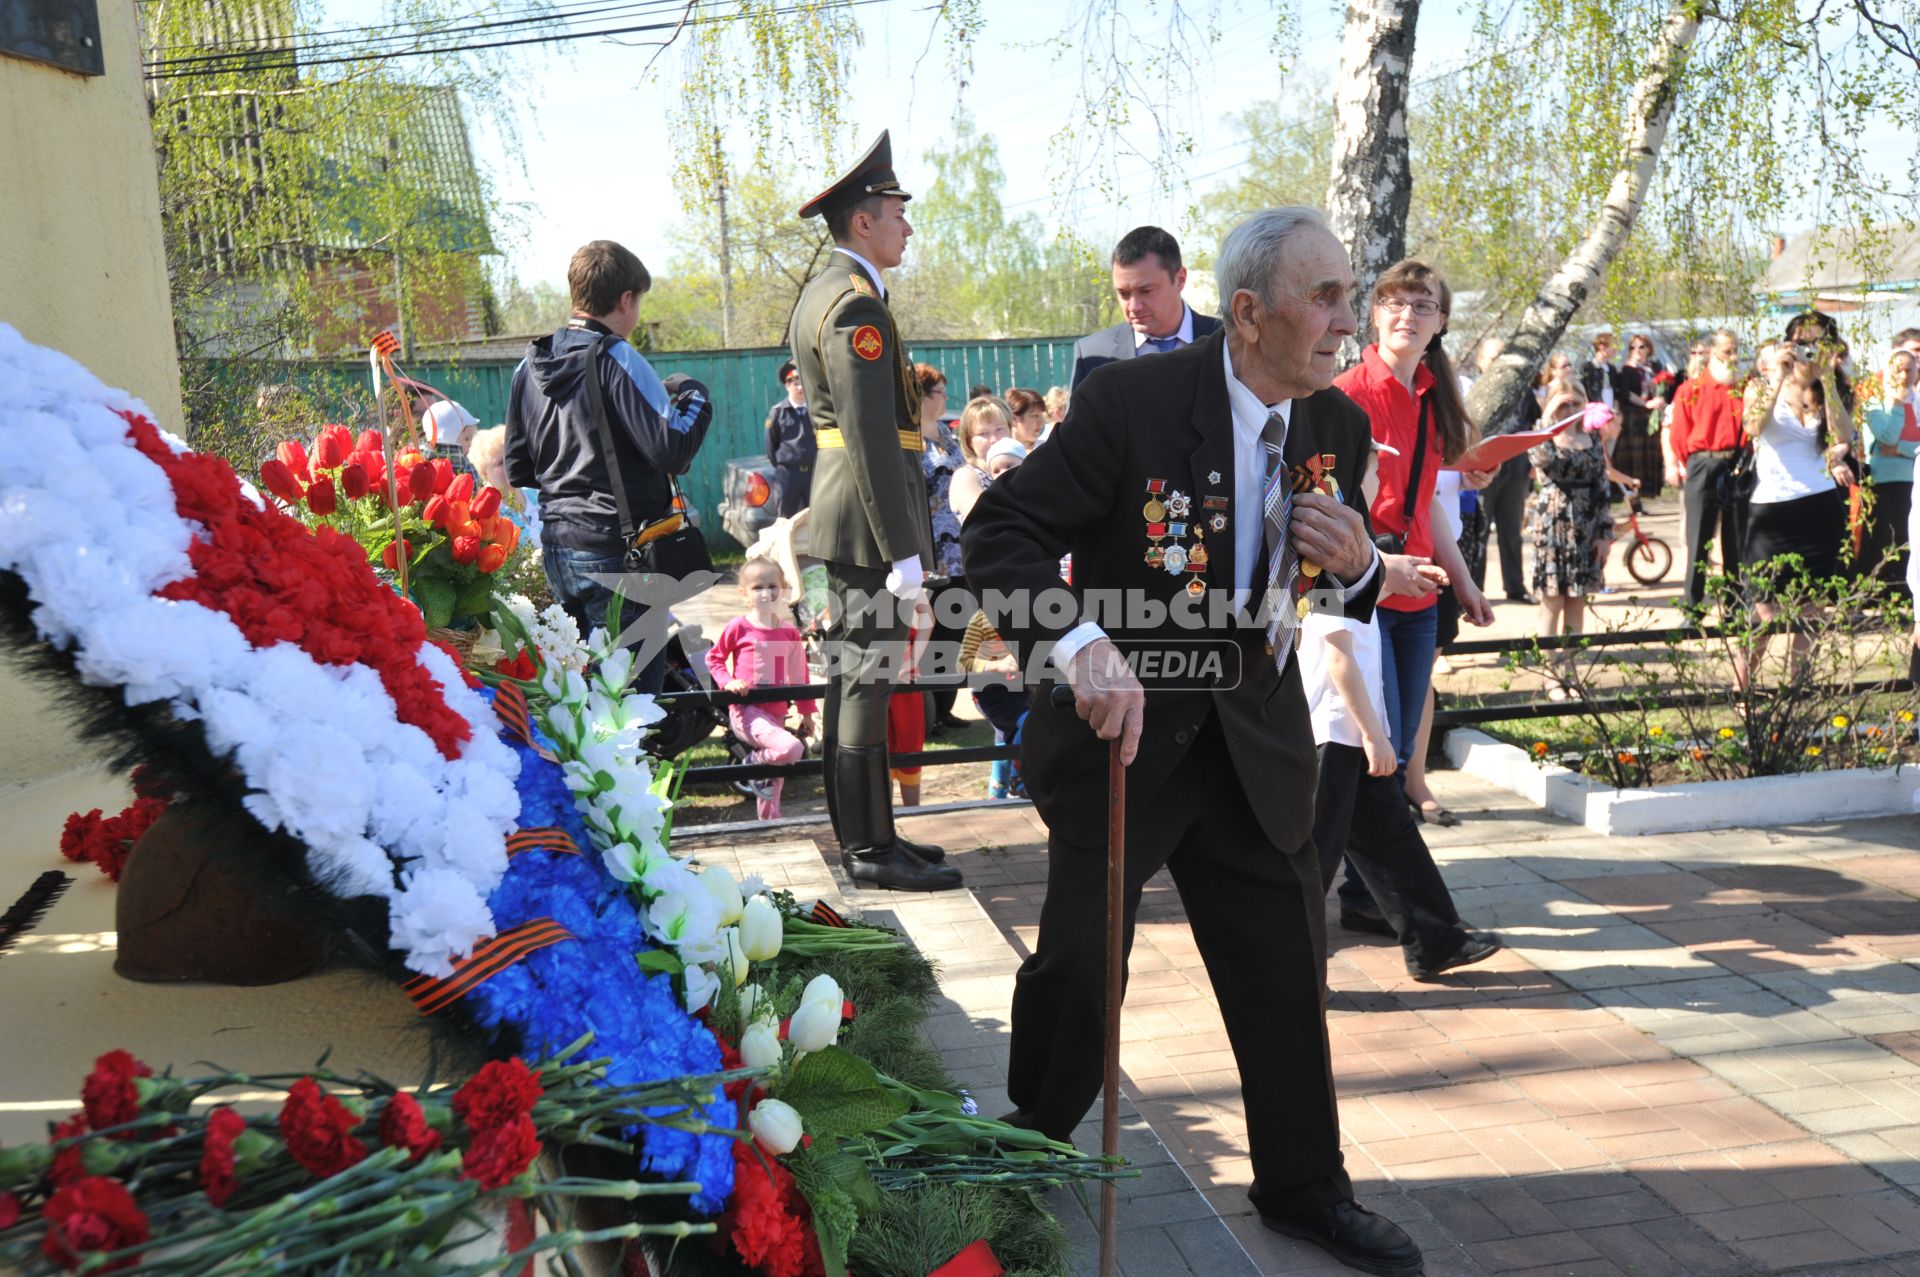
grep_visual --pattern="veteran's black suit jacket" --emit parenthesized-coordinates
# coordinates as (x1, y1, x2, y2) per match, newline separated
(962, 328, 1380, 854)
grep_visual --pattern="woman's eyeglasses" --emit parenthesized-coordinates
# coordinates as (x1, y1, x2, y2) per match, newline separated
(1378, 296, 1442, 318)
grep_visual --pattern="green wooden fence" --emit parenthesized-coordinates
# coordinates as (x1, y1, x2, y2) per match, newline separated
(200, 335, 1078, 546)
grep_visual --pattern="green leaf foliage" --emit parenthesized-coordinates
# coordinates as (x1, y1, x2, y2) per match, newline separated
(412, 578, 457, 630)
(781, 1047, 910, 1141)
(787, 1141, 879, 1277)
(848, 1183, 1071, 1277)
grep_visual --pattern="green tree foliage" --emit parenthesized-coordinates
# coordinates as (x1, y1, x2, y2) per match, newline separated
(145, 0, 531, 455)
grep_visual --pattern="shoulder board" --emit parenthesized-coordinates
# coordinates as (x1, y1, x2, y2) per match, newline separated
(849, 272, 876, 298)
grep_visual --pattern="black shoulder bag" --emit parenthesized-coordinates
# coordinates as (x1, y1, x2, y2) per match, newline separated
(582, 336, 714, 579)
(1373, 394, 1430, 556)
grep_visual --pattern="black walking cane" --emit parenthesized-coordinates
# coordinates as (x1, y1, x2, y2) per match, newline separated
(1050, 683, 1126, 1277)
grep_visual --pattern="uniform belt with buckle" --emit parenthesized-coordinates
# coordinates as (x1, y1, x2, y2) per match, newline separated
(815, 427, 924, 452)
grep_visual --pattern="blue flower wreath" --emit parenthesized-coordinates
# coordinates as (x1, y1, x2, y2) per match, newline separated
(462, 698, 735, 1212)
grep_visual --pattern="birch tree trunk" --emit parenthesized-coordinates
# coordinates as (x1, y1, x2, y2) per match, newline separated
(1326, 0, 1421, 363)
(1465, 0, 1702, 436)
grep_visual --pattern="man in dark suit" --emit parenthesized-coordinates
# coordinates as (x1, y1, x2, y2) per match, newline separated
(964, 207, 1423, 1277)
(1068, 226, 1223, 391)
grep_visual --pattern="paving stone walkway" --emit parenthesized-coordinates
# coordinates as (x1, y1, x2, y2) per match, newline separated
(693, 766, 1920, 1277)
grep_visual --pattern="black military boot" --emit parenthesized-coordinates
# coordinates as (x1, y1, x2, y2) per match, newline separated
(835, 744, 962, 892)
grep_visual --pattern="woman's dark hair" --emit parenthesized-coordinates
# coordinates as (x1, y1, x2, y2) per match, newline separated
(1783, 310, 1854, 415)
(1371, 259, 1478, 463)
(1005, 387, 1045, 418)
(912, 362, 945, 398)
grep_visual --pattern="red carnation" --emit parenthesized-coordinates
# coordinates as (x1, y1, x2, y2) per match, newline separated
(722, 1139, 825, 1277)
(258, 459, 305, 506)
(81, 1051, 151, 1137)
(59, 810, 102, 863)
(306, 475, 337, 517)
(447, 473, 475, 505)
(459, 1114, 538, 1189)
(40, 1176, 148, 1272)
(407, 462, 437, 501)
(339, 462, 370, 501)
(470, 486, 502, 521)
(0, 1191, 18, 1229)
(49, 1114, 88, 1188)
(313, 424, 354, 469)
(128, 766, 169, 800)
(450, 535, 481, 566)
(278, 1078, 366, 1179)
(274, 440, 312, 484)
(452, 1058, 542, 1133)
(377, 1092, 442, 1163)
(477, 543, 508, 573)
(199, 1107, 245, 1206)
(429, 458, 455, 495)
(494, 650, 537, 681)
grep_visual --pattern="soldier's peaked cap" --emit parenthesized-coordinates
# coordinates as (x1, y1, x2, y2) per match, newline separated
(798, 130, 913, 221)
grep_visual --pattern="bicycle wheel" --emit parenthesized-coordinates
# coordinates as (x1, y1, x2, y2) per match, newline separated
(1624, 535, 1673, 584)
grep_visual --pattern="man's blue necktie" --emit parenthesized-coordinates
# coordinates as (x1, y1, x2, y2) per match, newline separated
(1143, 335, 1181, 354)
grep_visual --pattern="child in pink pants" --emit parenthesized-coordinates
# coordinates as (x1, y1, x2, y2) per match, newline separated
(705, 556, 816, 820)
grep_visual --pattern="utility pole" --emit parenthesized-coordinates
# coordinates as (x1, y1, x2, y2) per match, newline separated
(715, 133, 735, 347)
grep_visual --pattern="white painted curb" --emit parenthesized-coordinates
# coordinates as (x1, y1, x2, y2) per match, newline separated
(1444, 728, 1920, 835)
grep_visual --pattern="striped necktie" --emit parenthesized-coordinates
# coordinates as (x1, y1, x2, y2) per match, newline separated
(1260, 411, 1300, 671)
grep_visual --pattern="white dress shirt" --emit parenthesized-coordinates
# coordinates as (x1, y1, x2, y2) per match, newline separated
(1133, 305, 1196, 351)
(832, 246, 887, 299)
(1050, 341, 1379, 669)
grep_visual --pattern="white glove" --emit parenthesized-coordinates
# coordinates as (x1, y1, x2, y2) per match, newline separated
(884, 555, 925, 599)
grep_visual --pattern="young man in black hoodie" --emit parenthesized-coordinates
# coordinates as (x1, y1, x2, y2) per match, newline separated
(504, 241, 712, 694)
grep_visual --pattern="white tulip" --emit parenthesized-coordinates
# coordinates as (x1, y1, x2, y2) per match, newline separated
(723, 926, 751, 986)
(739, 895, 782, 962)
(698, 865, 746, 926)
(739, 1022, 782, 1071)
(800, 973, 843, 1011)
(787, 998, 840, 1053)
(748, 1098, 803, 1155)
(737, 983, 778, 1028)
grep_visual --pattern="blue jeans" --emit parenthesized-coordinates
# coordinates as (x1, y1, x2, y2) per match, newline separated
(541, 542, 668, 695)
(1338, 602, 1437, 910)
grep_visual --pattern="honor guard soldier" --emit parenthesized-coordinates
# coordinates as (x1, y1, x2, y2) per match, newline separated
(789, 131, 960, 892)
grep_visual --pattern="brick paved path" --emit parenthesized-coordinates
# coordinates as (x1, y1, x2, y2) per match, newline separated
(691, 766, 1920, 1276)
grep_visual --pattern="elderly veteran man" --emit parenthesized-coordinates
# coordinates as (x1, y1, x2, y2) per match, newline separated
(963, 207, 1423, 1276)
(788, 132, 959, 893)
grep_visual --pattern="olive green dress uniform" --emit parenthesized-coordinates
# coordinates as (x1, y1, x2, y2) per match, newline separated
(789, 132, 956, 889)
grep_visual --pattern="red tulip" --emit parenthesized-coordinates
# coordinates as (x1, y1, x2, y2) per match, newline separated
(340, 462, 370, 501)
(381, 538, 413, 570)
(422, 495, 452, 528)
(357, 428, 383, 454)
(355, 449, 387, 492)
(275, 440, 312, 484)
(448, 473, 474, 505)
(407, 463, 437, 501)
(307, 475, 338, 516)
(430, 458, 455, 495)
(471, 486, 502, 521)
(259, 459, 305, 505)
(477, 543, 508, 573)
(314, 424, 353, 469)
(450, 535, 481, 565)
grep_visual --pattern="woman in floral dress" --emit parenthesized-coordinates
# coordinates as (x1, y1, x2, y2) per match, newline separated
(1529, 374, 1619, 699)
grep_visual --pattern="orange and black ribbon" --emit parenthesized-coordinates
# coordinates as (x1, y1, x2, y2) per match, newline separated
(492, 681, 558, 762)
(404, 918, 574, 1016)
(809, 899, 849, 928)
(505, 826, 581, 858)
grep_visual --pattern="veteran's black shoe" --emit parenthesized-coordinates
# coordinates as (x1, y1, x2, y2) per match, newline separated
(1260, 1199, 1423, 1276)
(842, 845, 963, 892)
(1338, 906, 1397, 938)
(1408, 930, 1504, 981)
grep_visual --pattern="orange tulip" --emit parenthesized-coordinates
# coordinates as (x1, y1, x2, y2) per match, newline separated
(491, 520, 520, 554)
(477, 543, 508, 573)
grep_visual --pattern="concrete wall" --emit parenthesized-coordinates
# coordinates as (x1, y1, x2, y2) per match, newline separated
(1, 0, 181, 787)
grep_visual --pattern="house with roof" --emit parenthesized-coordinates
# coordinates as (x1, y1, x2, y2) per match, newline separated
(1755, 222, 1920, 313)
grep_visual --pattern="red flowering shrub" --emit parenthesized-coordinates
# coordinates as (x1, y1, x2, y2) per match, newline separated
(80, 1051, 151, 1136)
(452, 1058, 542, 1133)
(377, 1091, 443, 1163)
(459, 1114, 539, 1189)
(278, 1078, 366, 1179)
(722, 1139, 824, 1277)
(40, 1176, 149, 1272)
(199, 1107, 245, 1206)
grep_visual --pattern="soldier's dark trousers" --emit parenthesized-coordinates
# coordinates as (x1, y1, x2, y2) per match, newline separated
(1006, 713, 1353, 1218)
(821, 560, 911, 847)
